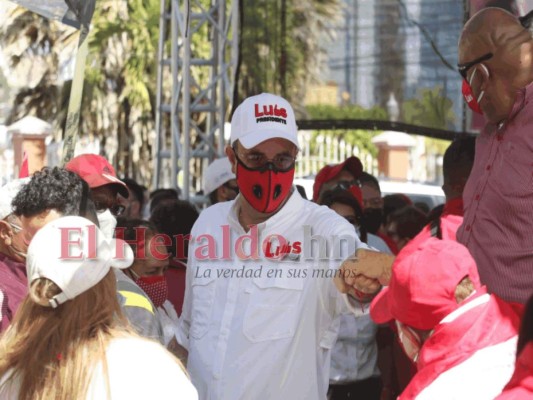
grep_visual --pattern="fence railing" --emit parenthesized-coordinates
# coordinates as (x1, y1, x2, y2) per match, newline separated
(295, 130, 378, 178)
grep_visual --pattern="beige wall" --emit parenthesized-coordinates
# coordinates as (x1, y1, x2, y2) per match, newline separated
(376, 147, 410, 180)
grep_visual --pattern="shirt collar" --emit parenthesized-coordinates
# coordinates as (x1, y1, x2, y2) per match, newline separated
(0, 251, 26, 275)
(227, 188, 304, 232)
(498, 81, 533, 130)
(442, 197, 464, 217)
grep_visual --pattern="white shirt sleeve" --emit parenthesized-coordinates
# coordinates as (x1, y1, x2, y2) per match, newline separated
(176, 228, 199, 350)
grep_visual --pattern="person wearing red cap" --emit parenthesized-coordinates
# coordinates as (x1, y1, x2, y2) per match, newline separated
(369, 238, 520, 400)
(314, 161, 391, 255)
(312, 156, 363, 203)
(65, 153, 129, 239)
(64, 155, 170, 347)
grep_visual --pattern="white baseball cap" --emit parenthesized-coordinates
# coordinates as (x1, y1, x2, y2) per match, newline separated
(203, 158, 236, 194)
(26, 216, 134, 308)
(0, 178, 30, 220)
(230, 93, 299, 149)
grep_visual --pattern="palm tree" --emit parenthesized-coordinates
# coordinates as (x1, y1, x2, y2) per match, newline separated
(81, 0, 160, 181)
(236, 0, 340, 114)
(0, 5, 78, 128)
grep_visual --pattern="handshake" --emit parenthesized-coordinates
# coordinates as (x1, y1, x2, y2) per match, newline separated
(334, 249, 395, 300)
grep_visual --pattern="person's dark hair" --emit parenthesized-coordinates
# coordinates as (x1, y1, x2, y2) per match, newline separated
(319, 188, 367, 243)
(83, 197, 99, 226)
(150, 188, 179, 200)
(150, 189, 179, 213)
(383, 193, 412, 225)
(122, 178, 144, 210)
(295, 185, 308, 200)
(517, 292, 533, 356)
(359, 172, 381, 192)
(12, 167, 85, 218)
(208, 190, 219, 205)
(388, 205, 427, 240)
(150, 200, 199, 260)
(426, 203, 445, 226)
(443, 136, 476, 184)
(414, 201, 430, 215)
(115, 218, 158, 256)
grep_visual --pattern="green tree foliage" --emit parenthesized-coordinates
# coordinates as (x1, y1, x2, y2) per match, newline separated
(402, 86, 455, 153)
(237, 0, 340, 110)
(80, 0, 160, 180)
(305, 104, 388, 157)
(1, 0, 341, 183)
(401, 86, 456, 130)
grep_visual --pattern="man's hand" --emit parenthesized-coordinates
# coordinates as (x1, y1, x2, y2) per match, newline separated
(334, 248, 395, 297)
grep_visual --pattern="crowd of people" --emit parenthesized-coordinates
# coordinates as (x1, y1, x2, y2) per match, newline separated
(0, 6, 532, 400)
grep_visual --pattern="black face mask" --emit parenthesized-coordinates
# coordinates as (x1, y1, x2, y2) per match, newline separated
(362, 208, 383, 235)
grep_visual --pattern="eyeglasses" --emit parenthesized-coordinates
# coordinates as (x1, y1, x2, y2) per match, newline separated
(458, 53, 493, 80)
(7, 222, 23, 234)
(95, 202, 126, 217)
(233, 147, 296, 172)
(223, 182, 239, 194)
(110, 204, 125, 216)
(331, 180, 361, 191)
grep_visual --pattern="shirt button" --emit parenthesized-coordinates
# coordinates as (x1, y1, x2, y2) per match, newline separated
(475, 194, 480, 201)
(466, 225, 471, 231)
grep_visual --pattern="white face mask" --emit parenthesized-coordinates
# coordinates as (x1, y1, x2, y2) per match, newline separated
(97, 209, 117, 239)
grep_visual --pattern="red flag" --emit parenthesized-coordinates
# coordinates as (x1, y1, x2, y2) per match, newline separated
(19, 151, 29, 178)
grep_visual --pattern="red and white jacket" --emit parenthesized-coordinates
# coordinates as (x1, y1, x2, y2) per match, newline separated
(399, 290, 520, 400)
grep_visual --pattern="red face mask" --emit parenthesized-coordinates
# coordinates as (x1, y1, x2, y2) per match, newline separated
(462, 79, 484, 114)
(135, 275, 168, 308)
(236, 160, 295, 214)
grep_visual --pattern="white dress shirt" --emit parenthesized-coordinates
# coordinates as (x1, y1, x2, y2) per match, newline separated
(178, 190, 367, 400)
(328, 234, 388, 384)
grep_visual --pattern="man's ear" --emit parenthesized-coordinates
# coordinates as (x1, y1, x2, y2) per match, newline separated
(225, 145, 237, 174)
(0, 220, 12, 245)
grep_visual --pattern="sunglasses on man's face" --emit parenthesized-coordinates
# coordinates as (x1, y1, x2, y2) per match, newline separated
(457, 53, 493, 80)
(95, 202, 125, 216)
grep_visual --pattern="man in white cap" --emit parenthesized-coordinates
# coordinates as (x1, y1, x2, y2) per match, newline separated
(0, 178, 29, 332)
(203, 158, 239, 205)
(178, 93, 381, 400)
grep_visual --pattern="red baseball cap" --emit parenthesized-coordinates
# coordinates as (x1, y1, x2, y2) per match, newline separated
(313, 156, 363, 202)
(370, 238, 481, 330)
(347, 185, 364, 211)
(65, 154, 129, 198)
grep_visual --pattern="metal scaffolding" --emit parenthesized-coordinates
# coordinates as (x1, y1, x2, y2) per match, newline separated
(153, 0, 239, 201)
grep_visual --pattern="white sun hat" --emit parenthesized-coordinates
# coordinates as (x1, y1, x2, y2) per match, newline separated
(203, 158, 236, 194)
(26, 216, 134, 308)
(230, 93, 299, 149)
